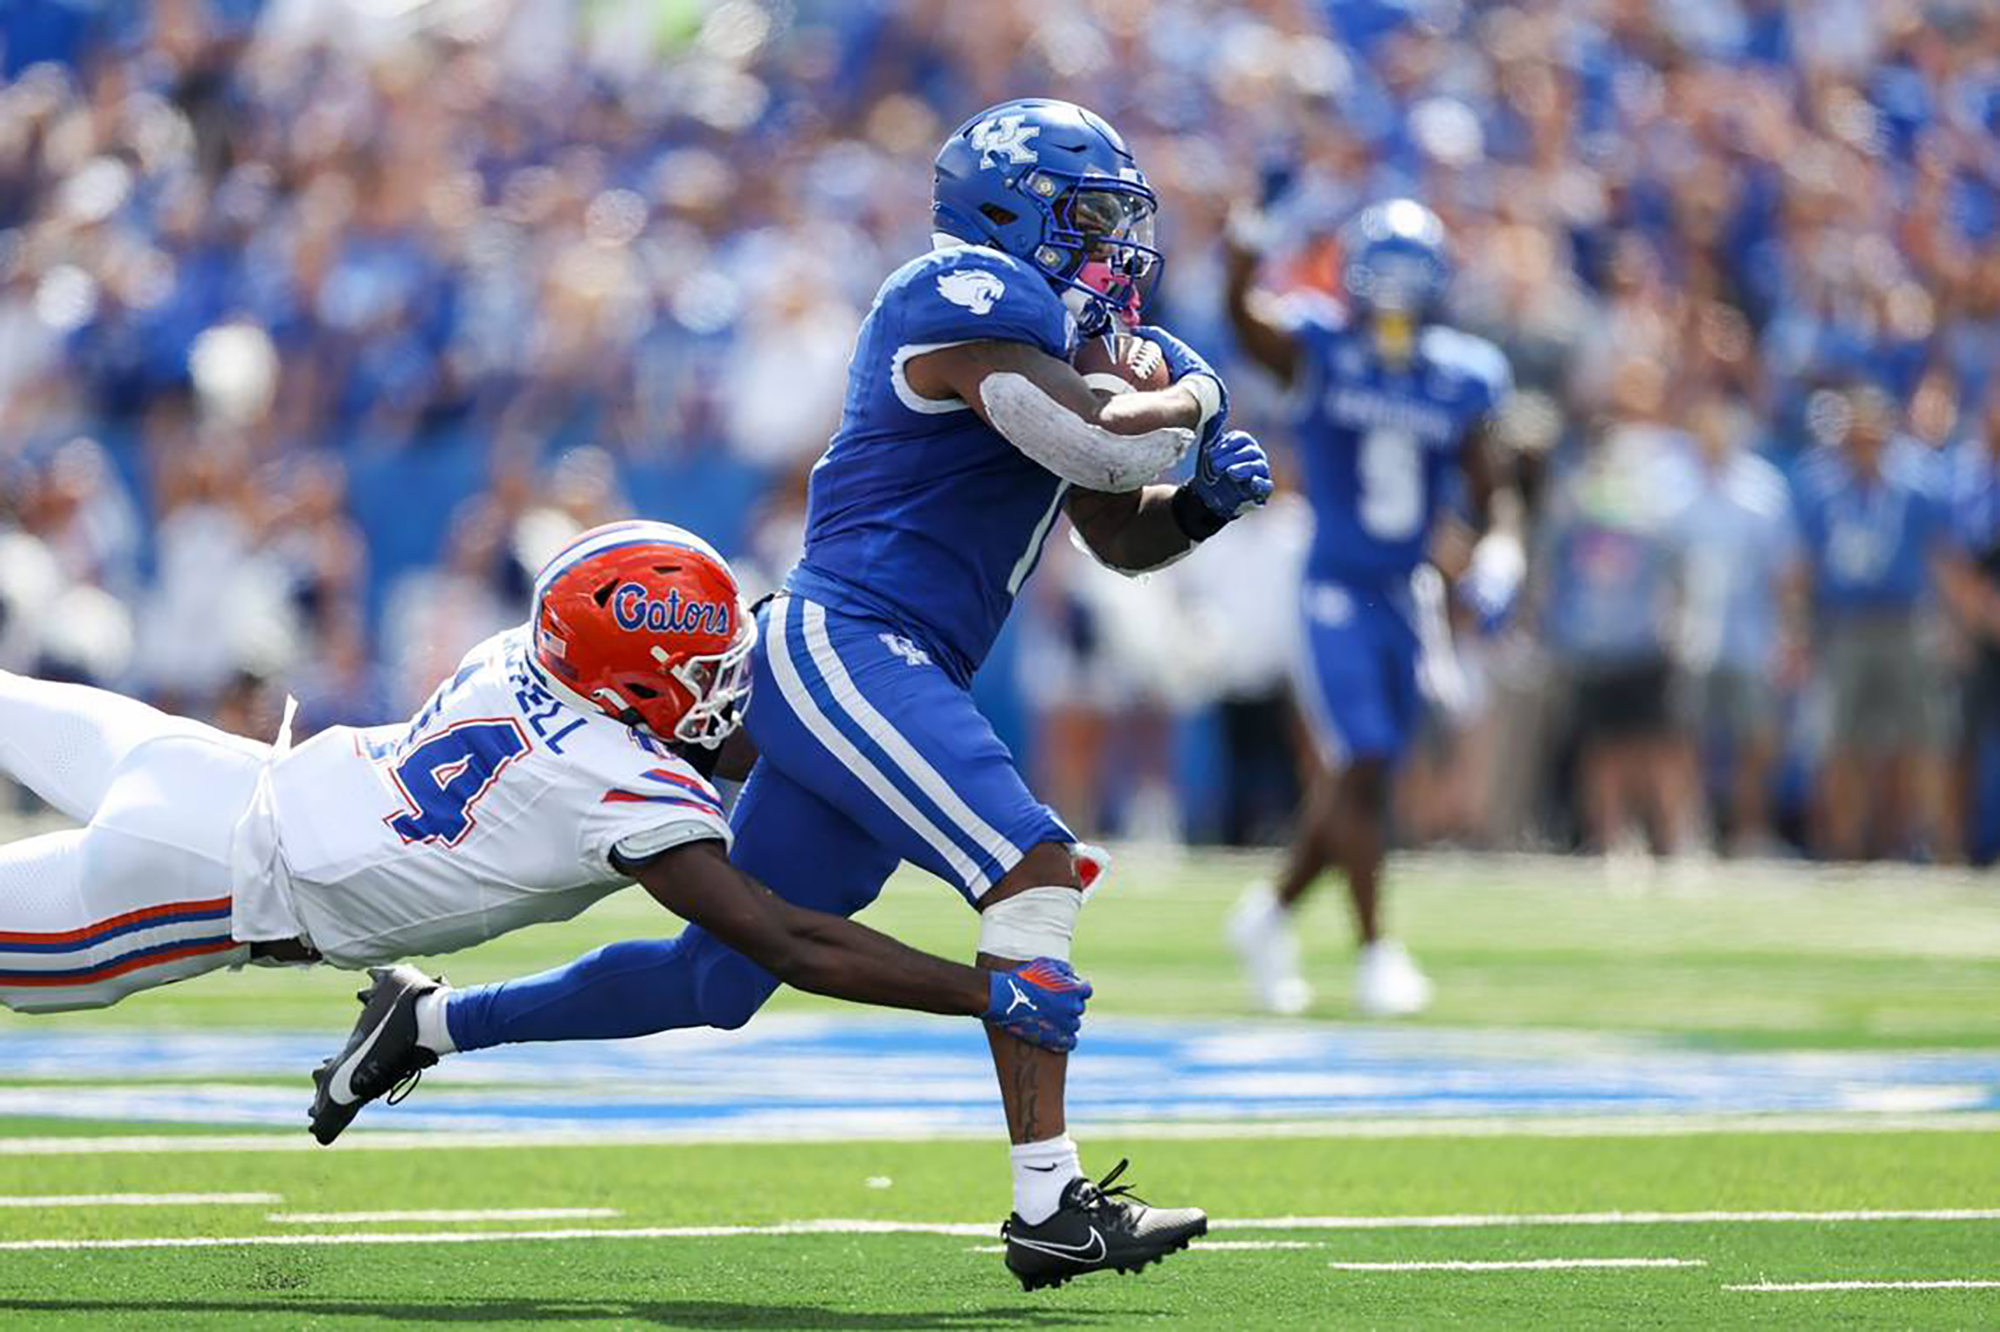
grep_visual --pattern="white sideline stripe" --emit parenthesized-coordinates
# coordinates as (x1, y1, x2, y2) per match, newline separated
(1330, 1258, 1706, 1272)
(7, 1112, 2000, 1155)
(0, 1222, 993, 1252)
(1214, 1209, 2000, 1231)
(0, 1193, 281, 1208)
(1728, 1279, 2000, 1292)
(767, 599, 983, 889)
(4, 1210, 1996, 1252)
(266, 1208, 620, 1225)
(800, 601, 1022, 884)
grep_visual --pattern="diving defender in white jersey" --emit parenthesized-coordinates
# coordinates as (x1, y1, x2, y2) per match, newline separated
(0, 521, 1090, 1140)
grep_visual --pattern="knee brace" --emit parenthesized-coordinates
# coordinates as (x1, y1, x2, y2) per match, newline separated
(978, 884, 1083, 962)
(975, 843, 1113, 962)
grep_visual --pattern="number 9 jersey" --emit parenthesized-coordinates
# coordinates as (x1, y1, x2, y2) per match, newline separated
(1284, 296, 1509, 768)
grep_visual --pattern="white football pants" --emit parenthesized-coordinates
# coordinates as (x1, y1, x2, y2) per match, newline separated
(0, 670, 267, 1012)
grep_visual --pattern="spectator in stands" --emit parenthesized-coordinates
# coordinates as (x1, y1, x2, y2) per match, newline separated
(4, 0, 1998, 856)
(1534, 361, 1698, 861)
(1672, 394, 1807, 856)
(1792, 384, 1955, 861)
(1937, 384, 2000, 864)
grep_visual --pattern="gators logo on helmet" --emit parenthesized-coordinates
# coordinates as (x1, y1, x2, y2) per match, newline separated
(531, 521, 755, 748)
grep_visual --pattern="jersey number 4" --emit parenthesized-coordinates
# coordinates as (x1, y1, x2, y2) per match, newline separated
(383, 718, 532, 847)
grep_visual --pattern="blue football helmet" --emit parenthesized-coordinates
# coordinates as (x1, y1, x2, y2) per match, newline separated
(933, 98, 1160, 338)
(1340, 199, 1453, 320)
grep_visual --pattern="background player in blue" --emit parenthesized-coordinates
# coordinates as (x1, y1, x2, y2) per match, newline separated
(1221, 199, 1518, 1018)
(325, 99, 1273, 1290)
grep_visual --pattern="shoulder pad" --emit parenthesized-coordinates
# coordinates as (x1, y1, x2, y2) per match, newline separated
(1276, 290, 1349, 339)
(888, 244, 1074, 359)
(1420, 325, 1513, 400)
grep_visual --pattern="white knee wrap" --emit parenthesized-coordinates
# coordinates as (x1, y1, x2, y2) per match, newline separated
(978, 885, 1083, 963)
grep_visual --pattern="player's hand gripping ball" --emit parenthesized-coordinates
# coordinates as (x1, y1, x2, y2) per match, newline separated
(984, 958, 1093, 1052)
(1075, 333, 1170, 394)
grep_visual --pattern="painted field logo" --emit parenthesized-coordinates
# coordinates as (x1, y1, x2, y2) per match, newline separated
(612, 584, 731, 636)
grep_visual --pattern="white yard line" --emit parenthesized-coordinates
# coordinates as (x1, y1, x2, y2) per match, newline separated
(1329, 1258, 1706, 1272)
(0, 1193, 281, 1208)
(1, 1209, 1994, 1253)
(266, 1208, 620, 1225)
(1727, 1279, 2000, 1292)
(1213, 1209, 2000, 1231)
(0, 1223, 991, 1252)
(6, 1112, 1998, 1156)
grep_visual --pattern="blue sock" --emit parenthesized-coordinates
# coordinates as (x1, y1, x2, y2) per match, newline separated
(445, 936, 704, 1052)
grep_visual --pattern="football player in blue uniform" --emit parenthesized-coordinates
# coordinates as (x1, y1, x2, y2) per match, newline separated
(1222, 199, 1517, 1017)
(315, 99, 1272, 1289)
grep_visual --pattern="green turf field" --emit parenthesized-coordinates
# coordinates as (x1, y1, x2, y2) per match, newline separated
(0, 845, 1995, 1327)
(0, 1133, 1995, 1327)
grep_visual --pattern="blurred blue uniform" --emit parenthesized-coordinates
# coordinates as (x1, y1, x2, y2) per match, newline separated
(1791, 440, 1949, 615)
(1286, 301, 1509, 766)
(1789, 437, 1951, 757)
(448, 243, 1084, 1046)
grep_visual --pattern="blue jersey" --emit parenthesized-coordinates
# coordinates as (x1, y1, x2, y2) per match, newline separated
(787, 243, 1081, 683)
(1791, 439, 1949, 615)
(1287, 300, 1510, 587)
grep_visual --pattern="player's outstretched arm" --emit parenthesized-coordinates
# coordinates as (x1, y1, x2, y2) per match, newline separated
(632, 840, 1090, 1050)
(903, 340, 1218, 493)
(1222, 208, 1301, 385)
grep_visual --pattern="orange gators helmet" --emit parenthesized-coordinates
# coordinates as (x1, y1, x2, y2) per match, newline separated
(531, 521, 756, 747)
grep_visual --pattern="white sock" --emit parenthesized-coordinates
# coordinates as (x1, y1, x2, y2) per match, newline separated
(1010, 1133, 1083, 1224)
(413, 988, 456, 1056)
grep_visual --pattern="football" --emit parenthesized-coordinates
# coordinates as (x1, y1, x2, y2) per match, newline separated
(1075, 332, 1171, 394)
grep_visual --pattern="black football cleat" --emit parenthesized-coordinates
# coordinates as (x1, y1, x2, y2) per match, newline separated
(1001, 1159, 1207, 1291)
(308, 965, 442, 1146)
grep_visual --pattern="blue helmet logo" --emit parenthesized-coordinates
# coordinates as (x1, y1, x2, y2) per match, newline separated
(934, 98, 1160, 338)
(1340, 199, 1453, 319)
(968, 112, 1042, 168)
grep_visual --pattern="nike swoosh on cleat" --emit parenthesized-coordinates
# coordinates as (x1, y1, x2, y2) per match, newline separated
(326, 1005, 397, 1107)
(1022, 1164, 1062, 1173)
(1009, 1228, 1107, 1265)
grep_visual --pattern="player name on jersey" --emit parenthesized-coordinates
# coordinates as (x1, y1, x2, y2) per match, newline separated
(1323, 386, 1458, 445)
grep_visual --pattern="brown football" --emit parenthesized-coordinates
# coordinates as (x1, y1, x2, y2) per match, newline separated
(1075, 333, 1171, 393)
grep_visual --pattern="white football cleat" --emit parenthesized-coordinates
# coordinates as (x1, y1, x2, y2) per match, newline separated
(1354, 940, 1432, 1017)
(1227, 883, 1311, 1016)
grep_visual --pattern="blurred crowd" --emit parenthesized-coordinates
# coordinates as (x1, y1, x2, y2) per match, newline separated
(2, 0, 1997, 862)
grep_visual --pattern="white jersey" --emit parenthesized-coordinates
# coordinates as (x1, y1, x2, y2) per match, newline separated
(245, 626, 731, 968)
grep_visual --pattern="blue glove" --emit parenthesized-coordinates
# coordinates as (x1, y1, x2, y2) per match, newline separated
(984, 959, 1092, 1053)
(1134, 323, 1230, 447)
(1191, 429, 1275, 522)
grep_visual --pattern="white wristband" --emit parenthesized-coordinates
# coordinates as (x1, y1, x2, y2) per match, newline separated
(1179, 373, 1223, 432)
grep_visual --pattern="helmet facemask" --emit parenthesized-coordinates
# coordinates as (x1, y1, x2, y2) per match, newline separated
(665, 605, 757, 748)
(1025, 176, 1160, 337)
